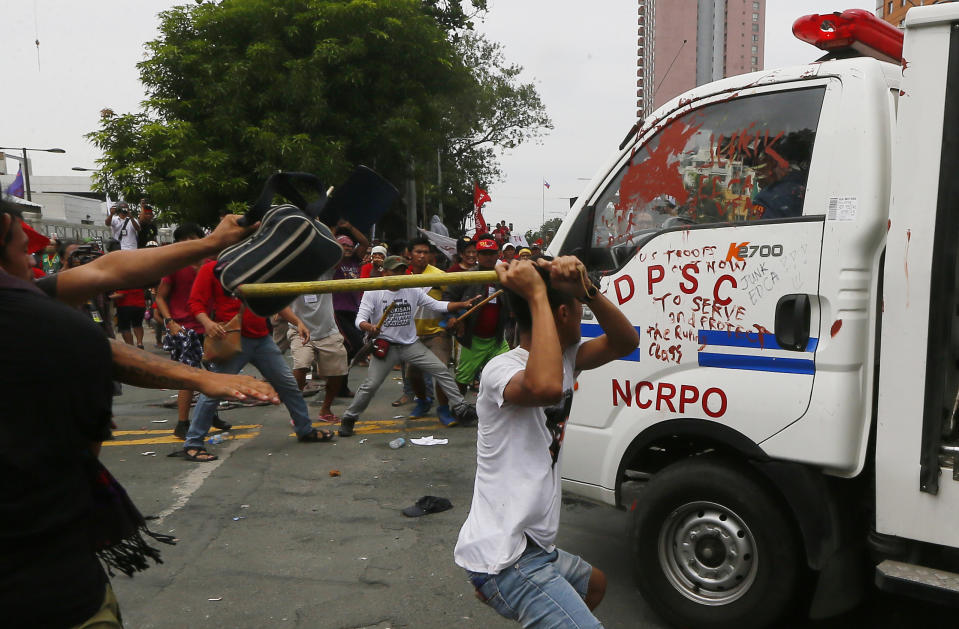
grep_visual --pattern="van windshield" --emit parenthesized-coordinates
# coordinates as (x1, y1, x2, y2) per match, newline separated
(587, 87, 826, 271)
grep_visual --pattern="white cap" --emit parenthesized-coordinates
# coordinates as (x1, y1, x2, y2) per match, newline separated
(371, 245, 388, 257)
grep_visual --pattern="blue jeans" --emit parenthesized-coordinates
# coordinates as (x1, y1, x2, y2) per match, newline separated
(185, 335, 313, 448)
(467, 543, 602, 628)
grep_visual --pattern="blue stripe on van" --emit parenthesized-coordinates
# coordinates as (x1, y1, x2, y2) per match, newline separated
(698, 330, 818, 352)
(697, 352, 815, 375)
(581, 323, 641, 362)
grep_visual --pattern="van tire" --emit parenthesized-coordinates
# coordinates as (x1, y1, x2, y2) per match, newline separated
(629, 455, 801, 629)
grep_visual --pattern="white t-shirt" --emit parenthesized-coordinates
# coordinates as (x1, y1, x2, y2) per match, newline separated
(354, 287, 450, 346)
(453, 342, 581, 575)
(109, 214, 139, 250)
(290, 270, 337, 340)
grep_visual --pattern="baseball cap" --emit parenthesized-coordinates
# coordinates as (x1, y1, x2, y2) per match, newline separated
(476, 238, 499, 252)
(336, 235, 354, 246)
(371, 245, 388, 257)
(502, 242, 515, 250)
(455, 235, 475, 253)
(518, 247, 532, 256)
(382, 255, 409, 270)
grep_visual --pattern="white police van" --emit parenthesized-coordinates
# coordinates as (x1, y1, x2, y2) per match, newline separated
(550, 6, 959, 627)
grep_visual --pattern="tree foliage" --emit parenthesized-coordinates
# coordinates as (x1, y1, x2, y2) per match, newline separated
(87, 0, 550, 232)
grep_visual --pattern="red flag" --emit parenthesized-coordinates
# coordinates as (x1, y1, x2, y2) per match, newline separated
(22, 221, 51, 254)
(473, 182, 491, 235)
(473, 182, 491, 209)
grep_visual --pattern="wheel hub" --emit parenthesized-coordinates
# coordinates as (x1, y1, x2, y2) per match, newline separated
(658, 501, 758, 605)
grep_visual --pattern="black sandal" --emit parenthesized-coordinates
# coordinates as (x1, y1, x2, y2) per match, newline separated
(298, 428, 335, 443)
(183, 446, 218, 462)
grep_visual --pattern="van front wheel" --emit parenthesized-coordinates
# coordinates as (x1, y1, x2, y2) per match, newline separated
(629, 456, 801, 629)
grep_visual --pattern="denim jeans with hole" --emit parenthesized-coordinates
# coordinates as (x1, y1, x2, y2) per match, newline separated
(467, 542, 603, 628)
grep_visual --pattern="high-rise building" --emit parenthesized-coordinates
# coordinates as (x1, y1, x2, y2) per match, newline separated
(877, 0, 953, 28)
(637, 0, 765, 119)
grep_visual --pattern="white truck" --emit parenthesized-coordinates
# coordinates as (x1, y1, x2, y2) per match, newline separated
(550, 6, 959, 628)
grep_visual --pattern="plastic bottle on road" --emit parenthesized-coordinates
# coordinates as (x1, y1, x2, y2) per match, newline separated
(207, 432, 232, 446)
(389, 437, 406, 449)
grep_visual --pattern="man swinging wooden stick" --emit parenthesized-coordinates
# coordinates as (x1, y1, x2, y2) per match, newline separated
(338, 256, 482, 436)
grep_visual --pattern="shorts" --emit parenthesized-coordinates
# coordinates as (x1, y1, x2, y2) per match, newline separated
(288, 329, 349, 376)
(456, 336, 510, 384)
(163, 327, 205, 368)
(467, 543, 600, 628)
(116, 306, 145, 331)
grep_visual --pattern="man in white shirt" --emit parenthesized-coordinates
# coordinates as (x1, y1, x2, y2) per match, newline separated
(104, 203, 140, 250)
(453, 256, 639, 627)
(288, 269, 349, 422)
(338, 256, 479, 437)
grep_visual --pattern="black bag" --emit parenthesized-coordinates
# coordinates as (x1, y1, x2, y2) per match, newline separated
(215, 172, 343, 317)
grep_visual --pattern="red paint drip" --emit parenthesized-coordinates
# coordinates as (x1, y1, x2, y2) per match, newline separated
(830, 319, 842, 338)
(900, 90, 906, 97)
(902, 58, 909, 73)
(887, 219, 891, 232)
(753, 324, 773, 349)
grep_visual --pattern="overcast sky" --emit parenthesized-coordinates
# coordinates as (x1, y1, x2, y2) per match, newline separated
(4, 0, 873, 233)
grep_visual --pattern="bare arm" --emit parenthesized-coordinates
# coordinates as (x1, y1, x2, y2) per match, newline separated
(277, 306, 309, 342)
(574, 290, 639, 371)
(53, 215, 255, 308)
(110, 340, 279, 403)
(542, 256, 639, 371)
(338, 219, 369, 257)
(500, 261, 564, 407)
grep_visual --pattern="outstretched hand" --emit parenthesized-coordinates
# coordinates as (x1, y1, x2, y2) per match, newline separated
(195, 372, 280, 404)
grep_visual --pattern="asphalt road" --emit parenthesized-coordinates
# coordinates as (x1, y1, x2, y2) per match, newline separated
(101, 354, 955, 628)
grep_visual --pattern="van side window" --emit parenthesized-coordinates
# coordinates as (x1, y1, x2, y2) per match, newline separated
(588, 87, 826, 272)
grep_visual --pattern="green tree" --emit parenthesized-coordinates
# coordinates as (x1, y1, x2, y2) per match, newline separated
(525, 216, 563, 246)
(87, 0, 550, 232)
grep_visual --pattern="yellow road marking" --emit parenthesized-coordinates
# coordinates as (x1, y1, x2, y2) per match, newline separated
(287, 417, 445, 437)
(102, 432, 259, 447)
(113, 424, 263, 436)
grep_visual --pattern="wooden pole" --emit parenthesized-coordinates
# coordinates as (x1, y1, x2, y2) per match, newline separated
(236, 270, 499, 299)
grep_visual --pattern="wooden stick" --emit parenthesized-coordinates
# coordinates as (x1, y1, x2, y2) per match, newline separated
(237, 270, 499, 298)
(456, 289, 504, 323)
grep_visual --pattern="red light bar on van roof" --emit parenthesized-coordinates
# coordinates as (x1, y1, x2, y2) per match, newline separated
(793, 8, 904, 64)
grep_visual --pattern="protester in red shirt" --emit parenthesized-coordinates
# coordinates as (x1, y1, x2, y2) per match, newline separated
(182, 260, 330, 461)
(443, 238, 512, 395)
(155, 223, 230, 439)
(360, 245, 387, 278)
(109, 287, 147, 348)
(447, 237, 477, 273)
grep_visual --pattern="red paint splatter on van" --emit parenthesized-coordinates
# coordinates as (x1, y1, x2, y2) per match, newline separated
(831, 320, 842, 338)
(887, 219, 891, 232)
(617, 121, 701, 214)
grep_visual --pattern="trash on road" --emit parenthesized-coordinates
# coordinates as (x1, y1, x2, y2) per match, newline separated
(208, 597, 223, 601)
(141, 451, 157, 456)
(389, 437, 406, 449)
(151, 419, 169, 423)
(359, 438, 368, 444)
(410, 436, 448, 446)
(232, 516, 246, 521)
(329, 469, 341, 477)
(402, 495, 453, 517)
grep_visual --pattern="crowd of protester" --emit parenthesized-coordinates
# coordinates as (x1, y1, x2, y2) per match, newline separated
(4, 196, 624, 627)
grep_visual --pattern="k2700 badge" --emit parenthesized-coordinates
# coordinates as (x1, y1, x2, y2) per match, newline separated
(725, 242, 783, 262)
